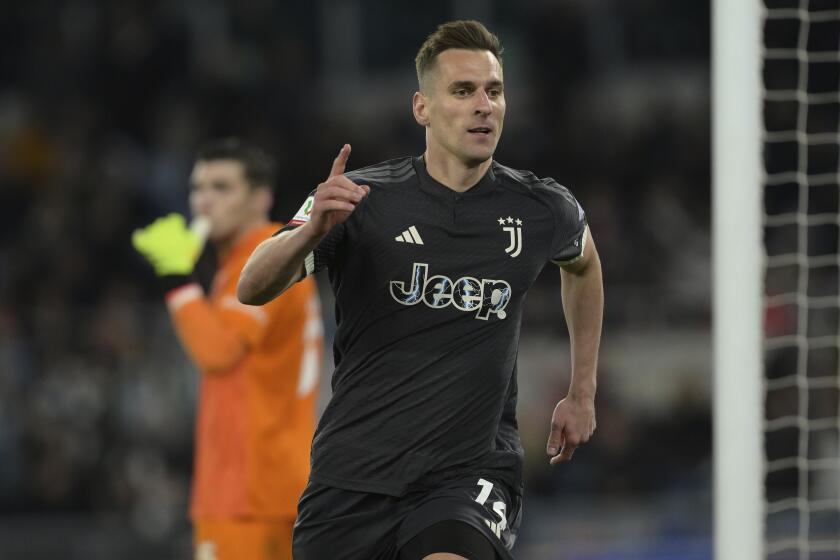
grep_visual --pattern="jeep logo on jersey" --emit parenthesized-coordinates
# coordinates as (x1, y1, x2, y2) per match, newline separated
(390, 262, 512, 320)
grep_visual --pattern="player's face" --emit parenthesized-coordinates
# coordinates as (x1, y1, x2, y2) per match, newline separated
(422, 49, 505, 166)
(189, 160, 267, 243)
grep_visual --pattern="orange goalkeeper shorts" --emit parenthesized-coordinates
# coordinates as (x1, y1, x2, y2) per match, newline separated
(194, 518, 294, 560)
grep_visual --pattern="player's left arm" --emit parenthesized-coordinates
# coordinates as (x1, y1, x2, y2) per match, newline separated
(546, 227, 604, 466)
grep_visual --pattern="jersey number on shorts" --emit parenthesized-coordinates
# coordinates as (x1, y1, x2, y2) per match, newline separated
(474, 478, 507, 538)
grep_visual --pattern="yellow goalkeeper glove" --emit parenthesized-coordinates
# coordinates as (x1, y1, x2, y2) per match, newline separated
(132, 213, 204, 277)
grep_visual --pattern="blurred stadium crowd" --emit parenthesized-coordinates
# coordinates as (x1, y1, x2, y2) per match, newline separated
(0, 0, 711, 557)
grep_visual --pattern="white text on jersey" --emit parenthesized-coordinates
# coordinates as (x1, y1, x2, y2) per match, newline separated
(390, 262, 511, 320)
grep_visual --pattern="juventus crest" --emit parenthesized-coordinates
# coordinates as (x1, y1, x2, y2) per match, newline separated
(497, 217, 523, 258)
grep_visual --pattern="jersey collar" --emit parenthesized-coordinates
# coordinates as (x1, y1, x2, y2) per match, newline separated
(413, 156, 497, 199)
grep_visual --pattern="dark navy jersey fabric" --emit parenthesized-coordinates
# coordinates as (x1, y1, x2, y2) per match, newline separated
(279, 156, 587, 496)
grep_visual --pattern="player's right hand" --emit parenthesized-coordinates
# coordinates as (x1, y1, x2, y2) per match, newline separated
(306, 144, 370, 237)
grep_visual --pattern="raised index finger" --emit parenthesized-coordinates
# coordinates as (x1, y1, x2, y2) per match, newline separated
(328, 144, 351, 179)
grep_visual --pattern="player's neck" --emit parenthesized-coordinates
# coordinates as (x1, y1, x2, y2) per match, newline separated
(215, 218, 268, 260)
(423, 149, 492, 193)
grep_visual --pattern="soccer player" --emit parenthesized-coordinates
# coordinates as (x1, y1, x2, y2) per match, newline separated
(238, 20, 603, 560)
(132, 139, 323, 560)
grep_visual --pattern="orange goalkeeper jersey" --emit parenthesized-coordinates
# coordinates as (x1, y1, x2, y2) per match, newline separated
(165, 223, 322, 520)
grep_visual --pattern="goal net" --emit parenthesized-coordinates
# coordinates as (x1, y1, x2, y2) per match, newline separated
(762, 1, 840, 559)
(715, 1, 840, 559)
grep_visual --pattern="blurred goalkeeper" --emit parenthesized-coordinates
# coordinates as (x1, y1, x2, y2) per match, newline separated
(132, 138, 323, 560)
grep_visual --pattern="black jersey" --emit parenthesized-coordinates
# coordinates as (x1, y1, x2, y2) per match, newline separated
(279, 156, 587, 497)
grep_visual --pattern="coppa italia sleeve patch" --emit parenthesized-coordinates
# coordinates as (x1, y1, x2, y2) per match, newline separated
(288, 195, 315, 226)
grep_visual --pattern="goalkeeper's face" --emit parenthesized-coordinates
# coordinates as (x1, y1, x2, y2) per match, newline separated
(414, 48, 505, 167)
(189, 160, 270, 243)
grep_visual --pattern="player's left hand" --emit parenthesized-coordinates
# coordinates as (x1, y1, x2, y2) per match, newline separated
(546, 394, 596, 466)
(132, 213, 204, 276)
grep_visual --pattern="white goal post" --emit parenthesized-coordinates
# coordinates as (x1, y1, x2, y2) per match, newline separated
(713, 0, 764, 559)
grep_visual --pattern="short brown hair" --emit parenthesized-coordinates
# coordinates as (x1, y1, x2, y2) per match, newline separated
(195, 137, 275, 189)
(415, 20, 503, 91)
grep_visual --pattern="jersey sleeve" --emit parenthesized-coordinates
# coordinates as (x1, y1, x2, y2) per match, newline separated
(275, 189, 349, 277)
(540, 178, 588, 265)
(166, 263, 311, 374)
(165, 283, 250, 374)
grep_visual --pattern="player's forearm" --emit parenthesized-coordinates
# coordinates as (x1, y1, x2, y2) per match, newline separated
(238, 223, 324, 305)
(560, 248, 603, 400)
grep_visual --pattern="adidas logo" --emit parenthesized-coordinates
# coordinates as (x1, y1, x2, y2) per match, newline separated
(395, 226, 424, 245)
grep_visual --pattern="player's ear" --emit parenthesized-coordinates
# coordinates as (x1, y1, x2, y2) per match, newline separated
(413, 91, 430, 127)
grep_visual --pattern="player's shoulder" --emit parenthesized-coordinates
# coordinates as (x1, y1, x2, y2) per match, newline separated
(231, 222, 283, 264)
(345, 156, 416, 188)
(492, 160, 577, 205)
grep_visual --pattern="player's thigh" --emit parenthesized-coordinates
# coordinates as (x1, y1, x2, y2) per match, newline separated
(194, 518, 293, 560)
(293, 481, 403, 560)
(396, 476, 521, 560)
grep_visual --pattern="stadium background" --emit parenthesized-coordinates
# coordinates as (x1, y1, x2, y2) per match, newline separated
(0, 0, 712, 558)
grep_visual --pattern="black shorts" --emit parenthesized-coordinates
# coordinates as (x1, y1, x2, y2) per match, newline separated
(292, 475, 522, 560)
